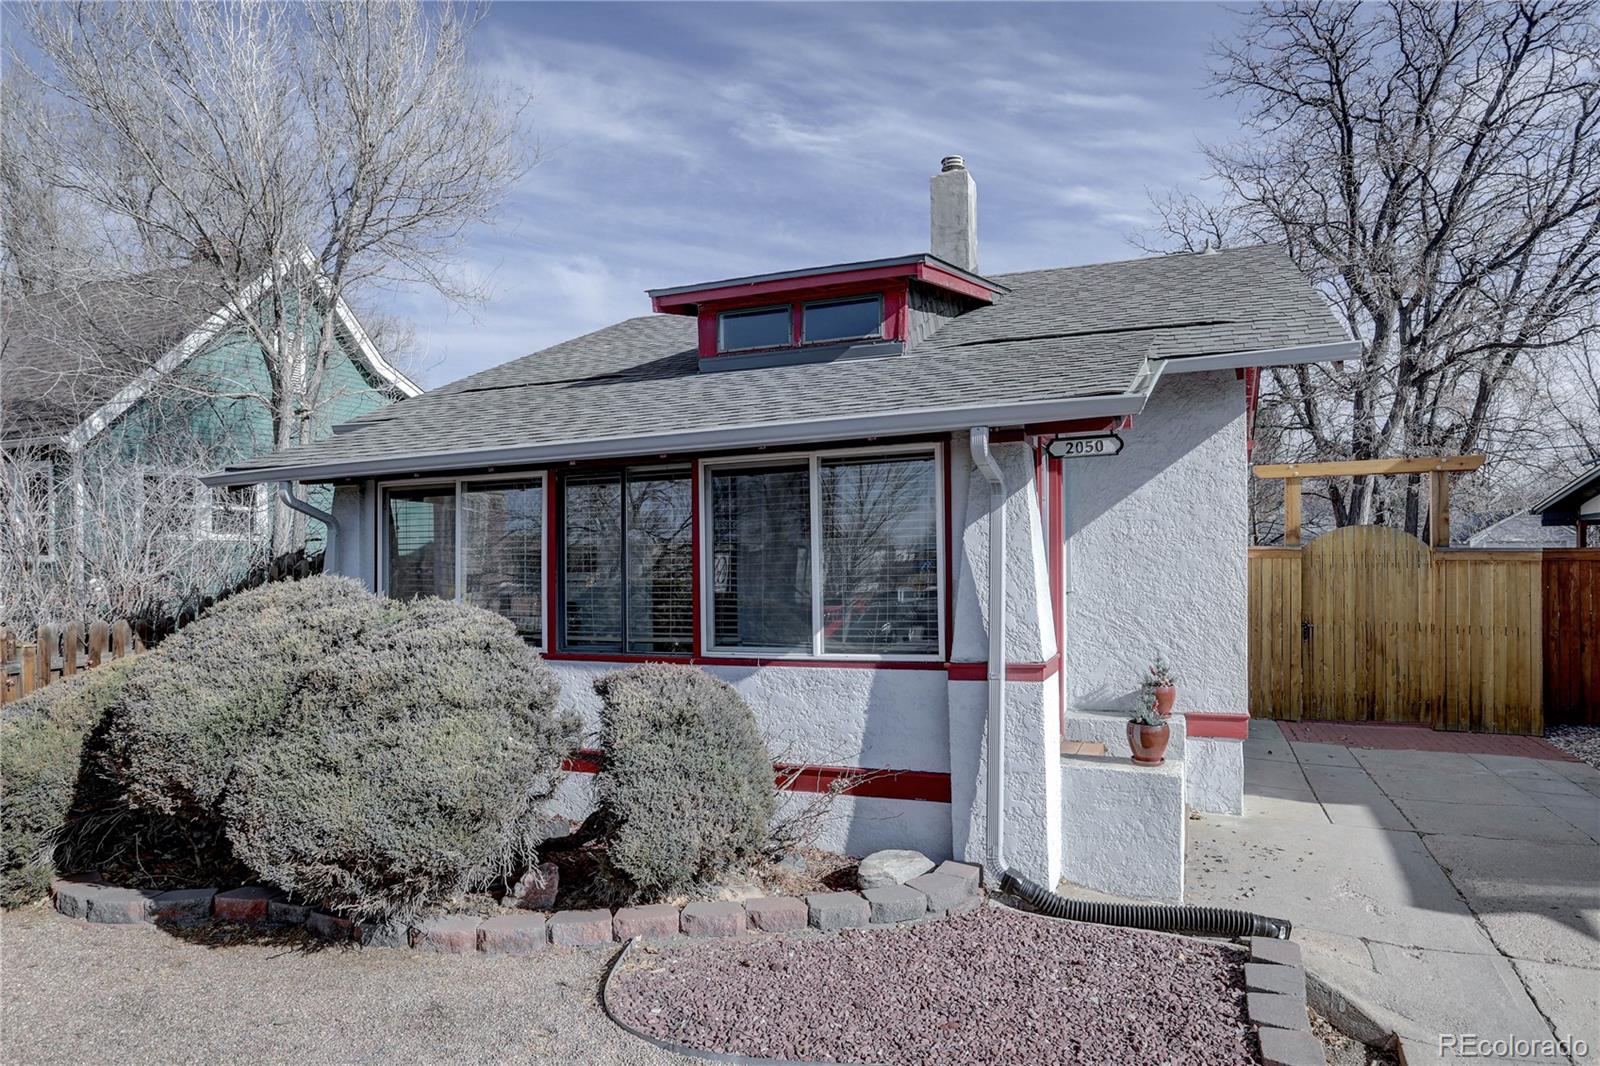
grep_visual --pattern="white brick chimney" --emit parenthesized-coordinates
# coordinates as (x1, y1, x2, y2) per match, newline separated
(930, 155, 978, 273)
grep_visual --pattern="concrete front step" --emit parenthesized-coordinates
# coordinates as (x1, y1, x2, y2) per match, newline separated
(1060, 751, 1185, 902)
(1065, 708, 1245, 816)
(1064, 707, 1188, 759)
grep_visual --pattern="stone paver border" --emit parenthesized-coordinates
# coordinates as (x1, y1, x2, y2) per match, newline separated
(1243, 936, 1325, 1066)
(47, 861, 987, 958)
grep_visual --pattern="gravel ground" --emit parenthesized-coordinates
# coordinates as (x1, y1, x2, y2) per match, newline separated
(608, 905, 1261, 1066)
(1312, 1008, 1399, 1066)
(0, 906, 681, 1065)
(1546, 724, 1600, 769)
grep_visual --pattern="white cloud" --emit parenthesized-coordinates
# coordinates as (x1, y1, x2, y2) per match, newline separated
(373, 3, 1244, 387)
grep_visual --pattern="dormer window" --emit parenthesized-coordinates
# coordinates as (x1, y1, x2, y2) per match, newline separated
(718, 305, 791, 352)
(803, 295, 882, 344)
(649, 253, 1004, 367)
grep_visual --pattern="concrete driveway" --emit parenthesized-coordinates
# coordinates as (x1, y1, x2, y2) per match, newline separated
(1186, 720, 1600, 1065)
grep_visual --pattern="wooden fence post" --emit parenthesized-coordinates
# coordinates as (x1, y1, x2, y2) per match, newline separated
(61, 623, 80, 677)
(34, 627, 55, 692)
(1284, 477, 1302, 546)
(1429, 471, 1451, 548)
(18, 643, 37, 697)
(88, 621, 109, 667)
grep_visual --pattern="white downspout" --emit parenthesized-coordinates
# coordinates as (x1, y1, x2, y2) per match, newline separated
(970, 427, 1007, 874)
(277, 481, 338, 567)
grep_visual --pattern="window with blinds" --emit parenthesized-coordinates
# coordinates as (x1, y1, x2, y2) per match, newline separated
(819, 456, 938, 654)
(561, 467, 692, 654)
(462, 480, 543, 641)
(386, 486, 457, 602)
(710, 464, 812, 651)
(707, 449, 940, 657)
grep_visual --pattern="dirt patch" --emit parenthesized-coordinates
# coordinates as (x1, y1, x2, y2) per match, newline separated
(1311, 1006, 1400, 1066)
(608, 905, 1262, 1066)
(542, 841, 857, 910)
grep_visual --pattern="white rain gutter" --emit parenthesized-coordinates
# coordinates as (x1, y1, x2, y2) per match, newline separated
(1155, 339, 1360, 374)
(277, 482, 338, 565)
(970, 426, 1007, 873)
(201, 389, 1154, 487)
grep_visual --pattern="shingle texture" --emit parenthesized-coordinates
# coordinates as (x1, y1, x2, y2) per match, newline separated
(216, 244, 1347, 481)
(1, 266, 230, 440)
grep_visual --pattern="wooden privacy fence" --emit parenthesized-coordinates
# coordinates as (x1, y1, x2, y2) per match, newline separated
(1, 621, 143, 706)
(1249, 454, 1599, 732)
(1249, 532, 1599, 733)
(1543, 550, 1600, 726)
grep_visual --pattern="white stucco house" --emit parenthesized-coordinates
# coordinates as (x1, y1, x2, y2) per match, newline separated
(206, 158, 1355, 901)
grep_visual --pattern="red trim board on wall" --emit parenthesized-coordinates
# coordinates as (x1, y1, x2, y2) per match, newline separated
(560, 748, 953, 804)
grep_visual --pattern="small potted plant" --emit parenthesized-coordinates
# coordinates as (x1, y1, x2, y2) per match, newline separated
(1127, 689, 1171, 766)
(1143, 653, 1179, 716)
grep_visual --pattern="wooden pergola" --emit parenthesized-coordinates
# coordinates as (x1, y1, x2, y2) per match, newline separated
(1252, 455, 1487, 547)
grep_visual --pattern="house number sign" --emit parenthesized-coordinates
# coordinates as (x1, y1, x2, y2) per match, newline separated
(1047, 433, 1124, 459)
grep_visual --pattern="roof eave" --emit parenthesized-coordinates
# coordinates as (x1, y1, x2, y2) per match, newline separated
(1156, 339, 1360, 373)
(1530, 463, 1600, 517)
(201, 381, 1157, 488)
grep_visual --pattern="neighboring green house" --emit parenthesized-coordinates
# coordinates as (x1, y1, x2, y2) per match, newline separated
(1, 258, 419, 621)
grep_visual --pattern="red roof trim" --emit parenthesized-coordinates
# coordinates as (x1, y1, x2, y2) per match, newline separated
(652, 261, 997, 315)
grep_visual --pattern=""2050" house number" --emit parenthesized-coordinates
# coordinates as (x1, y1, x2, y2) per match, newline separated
(1047, 433, 1124, 459)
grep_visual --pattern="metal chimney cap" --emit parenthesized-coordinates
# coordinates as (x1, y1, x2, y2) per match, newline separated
(940, 155, 966, 172)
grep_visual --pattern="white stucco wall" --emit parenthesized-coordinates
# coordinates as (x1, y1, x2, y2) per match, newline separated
(1185, 737, 1244, 815)
(545, 659, 950, 774)
(948, 678, 1061, 884)
(945, 436, 1061, 886)
(1063, 370, 1248, 715)
(1060, 754, 1185, 902)
(329, 481, 376, 590)
(949, 436, 1056, 665)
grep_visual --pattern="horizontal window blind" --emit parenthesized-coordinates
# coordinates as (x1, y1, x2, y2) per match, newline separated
(386, 487, 456, 602)
(563, 474, 623, 648)
(462, 480, 542, 641)
(710, 464, 813, 651)
(626, 472, 693, 654)
(819, 456, 938, 654)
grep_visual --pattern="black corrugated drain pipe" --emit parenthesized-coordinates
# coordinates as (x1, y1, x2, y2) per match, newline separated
(999, 868, 1294, 940)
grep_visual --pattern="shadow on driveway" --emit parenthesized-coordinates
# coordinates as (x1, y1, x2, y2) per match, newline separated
(1187, 719, 1600, 1065)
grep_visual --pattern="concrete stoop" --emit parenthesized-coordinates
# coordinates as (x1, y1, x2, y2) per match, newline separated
(1059, 747, 1185, 902)
(1064, 707, 1189, 760)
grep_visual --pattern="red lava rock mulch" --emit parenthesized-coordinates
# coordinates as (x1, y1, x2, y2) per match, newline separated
(607, 906, 1262, 1066)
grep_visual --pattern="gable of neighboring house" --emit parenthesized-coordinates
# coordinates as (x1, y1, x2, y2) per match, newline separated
(0, 261, 419, 560)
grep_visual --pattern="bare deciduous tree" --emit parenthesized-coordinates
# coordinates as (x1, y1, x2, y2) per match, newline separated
(1, 437, 268, 633)
(1141, 1, 1600, 537)
(12, 0, 532, 551)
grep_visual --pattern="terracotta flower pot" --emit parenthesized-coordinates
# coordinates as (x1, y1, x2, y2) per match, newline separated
(1127, 721, 1171, 766)
(1154, 684, 1177, 716)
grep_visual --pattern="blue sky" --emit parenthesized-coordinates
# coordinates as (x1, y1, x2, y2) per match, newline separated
(396, 2, 1246, 386)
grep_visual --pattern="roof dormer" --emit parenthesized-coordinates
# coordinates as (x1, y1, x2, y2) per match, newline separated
(647, 253, 1003, 372)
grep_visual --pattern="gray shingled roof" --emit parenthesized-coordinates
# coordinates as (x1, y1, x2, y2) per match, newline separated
(1, 265, 229, 441)
(211, 244, 1350, 484)
(1531, 462, 1600, 521)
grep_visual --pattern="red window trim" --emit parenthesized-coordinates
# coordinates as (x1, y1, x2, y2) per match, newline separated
(543, 650, 1060, 679)
(697, 283, 907, 359)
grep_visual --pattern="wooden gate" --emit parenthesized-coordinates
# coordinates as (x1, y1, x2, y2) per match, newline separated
(1543, 550, 1600, 726)
(1300, 526, 1433, 722)
(1249, 532, 1547, 733)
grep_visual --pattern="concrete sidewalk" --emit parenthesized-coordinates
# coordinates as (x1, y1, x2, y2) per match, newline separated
(1186, 720, 1600, 1065)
